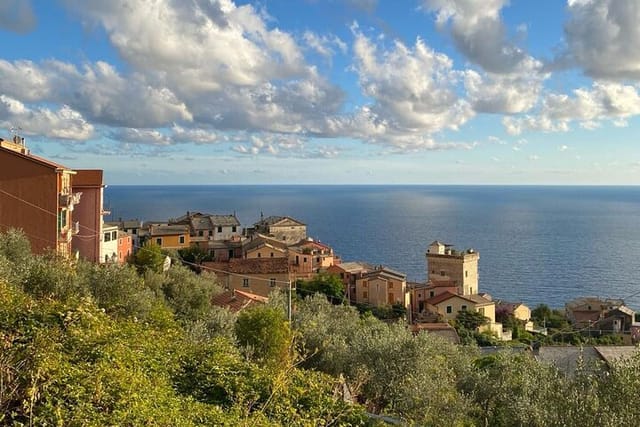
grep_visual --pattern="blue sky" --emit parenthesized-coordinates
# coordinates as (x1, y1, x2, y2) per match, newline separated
(0, 0, 639, 184)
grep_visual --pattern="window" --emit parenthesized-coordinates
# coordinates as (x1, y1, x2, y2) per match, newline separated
(389, 282, 394, 289)
(303, 257, 307, 263)
(479, 307, 485, 315)
(104, 232, 111, 242)
(198, 230, 203, 237)
(440, 270, 445, 276)
(270, 278, 276, 287)
(363, 291, 368, 299)
(243, 278, 249, 287)
(362, 281, 368, 288)
(179, 235, 185, 244)
(217, 226, 222, 232)
(112, 231, 117, 240)
(132, 229, 137, 235)
(431, 270, 435, 274)
(461, 305, 467, 311)
(446, 305, 452, 314)
(465, 270, 468, 278)
(156, 237, 162, 245)
(429, 291, 435, 298)
(270, 252, 274, 257)
(340, 273, 344, 279)
(258, 253, 261, 258)
(388, 293, 394, 304)
(232, 226, 237, 232)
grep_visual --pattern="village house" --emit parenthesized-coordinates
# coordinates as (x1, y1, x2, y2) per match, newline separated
(101, 224, 119, 263)
(116, 231, 132, 264)
(496, 301, 534, 331)
(327, 261, 374, 303)
(203, 257, 292, 298)
(147, 223, 191, 250)
(354, 266, 410, 315)
(169, 211, 243, 261)
(251, 215, 307, 244)
(425, 291, 504, 339)
(409, 280, 458, 317)
(106, 219, 144, 251)
(0, 135, 80, 257)
(71, 169, 107, 263)
(565, 297, 635, 334)
(410, 322, 460, 344)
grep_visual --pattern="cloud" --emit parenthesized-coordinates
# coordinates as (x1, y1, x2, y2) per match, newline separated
(503, 82, 640, 135)
(108, 128, 171, 146)
(338, 30, 474, 149)
(63, 0, 307, 92)
(0, 60, 192, 127)
(0, 95, 93, 140)
(558, 145, 569, 151)
(303, 31, 347, 58)
(563, 0, 640, 80)
(232, 133, 342, 158)
(464, 58, 547, 114)
(421, 0, 529, 74)
(0, 0, 36, 33)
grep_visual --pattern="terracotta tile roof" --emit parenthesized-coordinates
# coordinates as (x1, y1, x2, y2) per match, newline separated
(204, 258, 290, 275)
(211, 289, 268, 312)
(426, 291, 458, 306)
(362, 266, 406, 280)
(256, 215, 306, 227)
(332, 261, 373, 274)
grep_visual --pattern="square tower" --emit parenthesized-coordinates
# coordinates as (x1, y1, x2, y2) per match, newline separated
(426, 241, 479, 295)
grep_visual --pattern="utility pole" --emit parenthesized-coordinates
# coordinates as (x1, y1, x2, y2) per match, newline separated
(288, 279, 292, 322)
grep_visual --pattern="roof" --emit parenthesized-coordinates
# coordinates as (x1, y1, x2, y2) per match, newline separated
(411, 322, 460, 344)
(593, 346, 639, 364)
(243, 234, 289, 252)
(0, 142, 74, 171)
(256, 215, 306, 227)
(208, 214, 240, 226)
(332, 261, 374, 274)
(204, 258, 290, 275)
(429, 240, 452, 247)
(427, 292, 494, 307)
(211, 289, 268, 312)
(72, 169, 104, 187)
(536, 346, 639, 376)
(566, 297, 625, 311)
(149, 224, 189, 236)
(362, 266, 406, 280)
(427, 279, 458, 288)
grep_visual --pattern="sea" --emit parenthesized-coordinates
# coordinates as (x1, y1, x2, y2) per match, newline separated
(104, 185, 640, 309)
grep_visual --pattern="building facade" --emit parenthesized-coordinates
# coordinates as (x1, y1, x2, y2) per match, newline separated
(71, 169, 105, 262)
(0, 136, 80, 257)
(252, 215, 307, 244)
(426, 241, 479, 295)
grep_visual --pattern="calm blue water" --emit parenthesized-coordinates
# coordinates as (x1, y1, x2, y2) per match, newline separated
(104, 185, 640, 309)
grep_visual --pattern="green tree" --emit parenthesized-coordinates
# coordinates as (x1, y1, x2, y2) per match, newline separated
(235, 305, 292, 368)
(296, 273, 345, 303)
(132, 241, 165, 274)
(455, 309, 489, 331)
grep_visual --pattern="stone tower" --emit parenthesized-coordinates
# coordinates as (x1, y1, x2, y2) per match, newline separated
(426, 241, 479, 295)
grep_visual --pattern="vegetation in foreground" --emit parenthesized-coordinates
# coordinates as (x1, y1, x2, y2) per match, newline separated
(1, 229, 640, 426)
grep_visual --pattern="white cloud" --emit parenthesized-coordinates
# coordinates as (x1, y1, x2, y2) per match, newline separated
(0, 95, 93, 140)
(503, 82, 640, 135)
(464, 58, 547, 114)
(564, 0, 640, 80)
(108, 128, 171, 146)
(303, 31, 347, 58)
(421, 0, 529, 74)
(0, 59, 192, 127)
(0, 0, 36, 33)
(559, 145, 569, 151)
(342, 31, 474, 148)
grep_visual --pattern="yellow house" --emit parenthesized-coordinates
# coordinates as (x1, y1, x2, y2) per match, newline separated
(426, 292, 504, 338)
(203, 258, 293, 298)
(148, 224, 190, 250)
(355, 266, 410, 311)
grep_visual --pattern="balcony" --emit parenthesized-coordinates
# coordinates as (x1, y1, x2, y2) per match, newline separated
(59, 192, 82, 208)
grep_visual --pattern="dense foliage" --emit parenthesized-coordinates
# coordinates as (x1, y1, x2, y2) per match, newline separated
(2, 229, 640, 426)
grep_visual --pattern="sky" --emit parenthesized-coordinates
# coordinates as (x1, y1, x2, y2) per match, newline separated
(0, 0, 639, 185)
